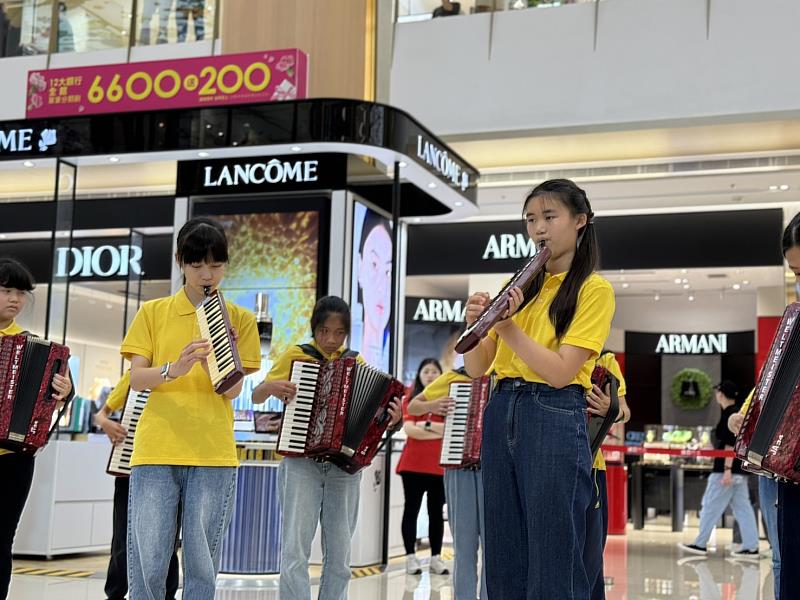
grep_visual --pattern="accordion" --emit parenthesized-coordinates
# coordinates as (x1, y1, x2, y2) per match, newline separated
(197, 288, 245, 395)
(455, 243, 551, 354)
(276, 357, 404, 473)
(735, 302, 800, 483)
(0, 335, 71, 455)
(106, 388, 149, 476)
(589, 365, 620, 457)
(440, 376, 492, 469)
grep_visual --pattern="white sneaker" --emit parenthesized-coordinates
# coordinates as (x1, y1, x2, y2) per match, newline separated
(429, 555, 450, 575)
(405, 554, 422, 575)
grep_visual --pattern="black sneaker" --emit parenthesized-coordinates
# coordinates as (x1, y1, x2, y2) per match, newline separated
(678, 543, 708, 555)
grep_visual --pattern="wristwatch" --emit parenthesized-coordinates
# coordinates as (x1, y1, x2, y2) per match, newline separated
(160, 362, 176, 382)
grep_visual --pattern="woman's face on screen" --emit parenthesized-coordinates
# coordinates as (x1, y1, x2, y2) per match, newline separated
(358, 225, 392, 331)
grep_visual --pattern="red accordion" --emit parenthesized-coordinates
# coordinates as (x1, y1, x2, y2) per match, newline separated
(735, 302, 800, 483)
(440, 375, 492, 469)
(589, 364, 620, 457)
(0, 335, 70, 455)
(276, 357, 403, 473)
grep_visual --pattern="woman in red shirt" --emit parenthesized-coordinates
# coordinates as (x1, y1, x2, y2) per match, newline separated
(397, 358, 450, 577)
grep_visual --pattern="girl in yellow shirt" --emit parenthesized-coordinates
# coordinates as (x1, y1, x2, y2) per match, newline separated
(121, 218, 260, 600)
(464, 179, 614, 599)
(0, 258, 72, 600)
(253, 296, 401, 600)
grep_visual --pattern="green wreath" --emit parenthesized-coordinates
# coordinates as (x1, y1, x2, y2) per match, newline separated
(671, 368, 713, 411)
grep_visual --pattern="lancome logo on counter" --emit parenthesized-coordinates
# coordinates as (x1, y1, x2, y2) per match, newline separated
(0, 128, 57, 153)
(416, 135, 469, 192)
(203, 159, 319, 188)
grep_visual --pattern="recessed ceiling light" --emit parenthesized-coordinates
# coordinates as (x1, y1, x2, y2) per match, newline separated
(399, 161, 408, 168)
(780, 184, 790, 191)
(622, 283, 630, 289)
(770, 185, 779, 191)
(108, 156, 120, 163)
(105, 303, 113, 309)
(23, 160, 34, 168)
(290, 146, 302, 152)
(413, 217, 422, 223)
(217, 132, 224, 137)
(688, 295, 695, 302)
(733, 283, 741, 290)
(198, 151, 210, 158)
(674, 278, 682, 284)
(682, 278, 689, 284)
(742, 280, 749, 285)
(454, 201, 463, 207)
(654, 294, 660, 301)
(427, 182, 437, 189)
(681, 269, 688, 274)
(683, 284, 690, 290)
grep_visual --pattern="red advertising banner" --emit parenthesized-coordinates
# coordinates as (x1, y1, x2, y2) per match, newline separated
(25, 49, 308, 118)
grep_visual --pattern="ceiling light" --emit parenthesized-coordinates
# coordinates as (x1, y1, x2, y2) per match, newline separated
(398, 161, 407, 168)
(780, 184, 790, 191)
(674, 278, 682, 284)
(290, 146, 302, 152)
(427, 182, 437, 189)
(23, 160, 34, 168)
(108, 156, 120, 163)
(217, 132, 224, 137)
(688, 295, 695, 302)
(683, 284, 690, 290)
(413, 217, 422, 223)
(681, 269, 688, 274)
(619, 269, 625, 274)
(654, 294, 660, 302)
(454, 201, 463, 207)
(682, 278, 689, 284)
(197, 151, 209, 158)
(205, 123, 212, 129)
(733, 283, 741, 290)
(622, 283, 629, 289)
(742, 280, 749, 285)
(770, 185, 779, 191)
(105, 303, 113, 310)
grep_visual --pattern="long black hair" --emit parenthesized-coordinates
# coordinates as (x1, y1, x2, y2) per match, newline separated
(412, 357, 442, 396)
(782, 211, 800, 256)
(311, 296, 352, 336)
(176, 217, 229, 265)
(0, 258, 35, 292)
(521, 179, 598, 340)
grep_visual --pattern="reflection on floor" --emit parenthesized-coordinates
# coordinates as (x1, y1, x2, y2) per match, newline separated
(9, 524, 775, 599)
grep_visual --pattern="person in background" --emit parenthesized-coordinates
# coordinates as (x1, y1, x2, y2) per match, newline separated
(679, 380, 760, 558)
(396, 358, 449, 577)
(175, 0, 205, 42)
(433, 1, 461, 17)
(57, 3, 74, 52)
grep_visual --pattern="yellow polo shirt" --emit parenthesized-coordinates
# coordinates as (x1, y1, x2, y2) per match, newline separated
(740, 389, 755, 415)
(106, 371, 131, 413)
(121, 288, 260, 467)
(0, 320, 24, 457)
(266, 340, 364, 381)
(422, 370, 472, 402)
(488, 272, 616, 390)
(593, 352, 628, 471)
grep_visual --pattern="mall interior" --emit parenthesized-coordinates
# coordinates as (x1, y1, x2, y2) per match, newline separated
(1, 0, 799, 599)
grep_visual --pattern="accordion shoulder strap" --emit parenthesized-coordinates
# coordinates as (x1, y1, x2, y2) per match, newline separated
(297, 344, 359, 363)
(453, 367, 470, 377)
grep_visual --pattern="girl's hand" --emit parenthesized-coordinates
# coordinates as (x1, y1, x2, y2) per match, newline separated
(266, 380, 298, 403)
(51, 373, 72, 401)
(721, 470, 733, 486)
(428, 397, 454, 417)
(494, 287, 524, 332)
(465, 292, 490, 325)
(170, 340, 212, 378)
(101, 419, 128, 445)
(387, 396, 403, 426)
(587, 384, 612, 417)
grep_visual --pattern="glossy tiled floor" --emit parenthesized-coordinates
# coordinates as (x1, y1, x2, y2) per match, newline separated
(9, 523, 775, 599)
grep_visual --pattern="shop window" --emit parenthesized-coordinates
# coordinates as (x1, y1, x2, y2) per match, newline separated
(135, 0, 215, 46)
(0, 0, 52, 57)
(55, 0, 132, 53)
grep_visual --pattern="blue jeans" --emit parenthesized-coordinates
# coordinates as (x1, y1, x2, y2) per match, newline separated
(586, 469, 607, 600)
(278, 457, 361, 600)
(444, 468, 487, 600)
(692, 473, 759, 551)
(481, 381, 594, 600)
(128, 465, 237, 600)
(759, 476, 780, 598)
